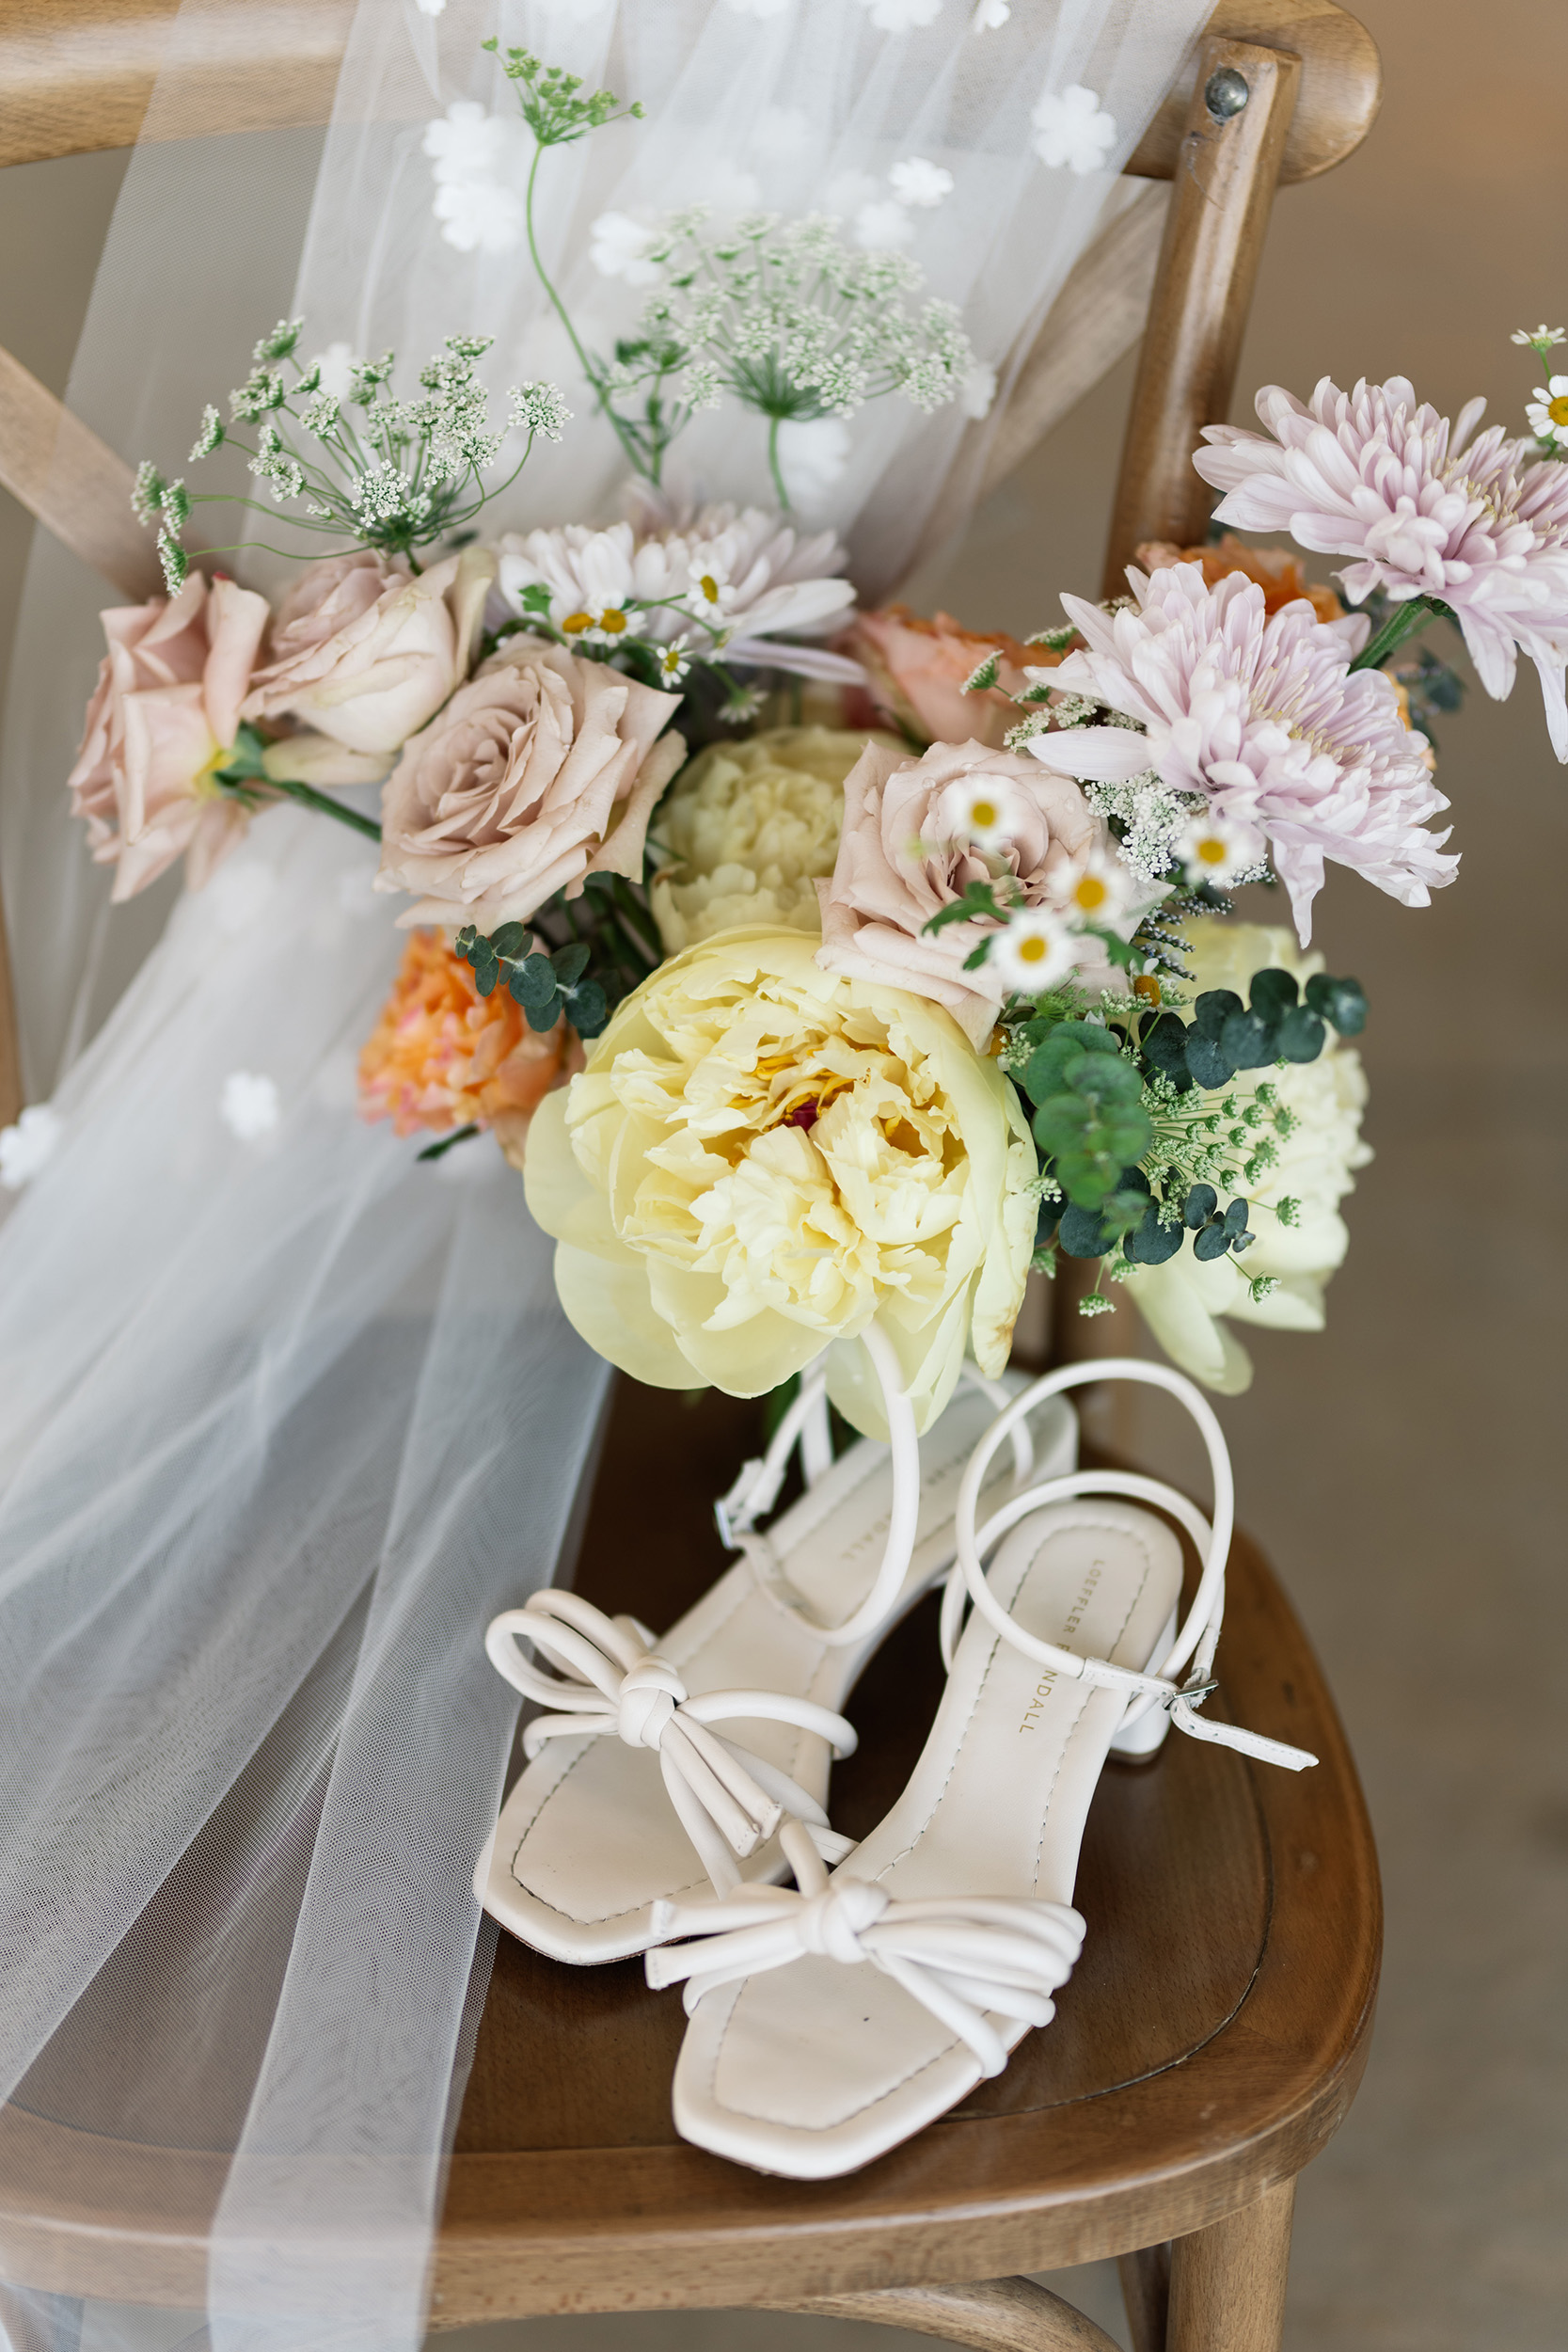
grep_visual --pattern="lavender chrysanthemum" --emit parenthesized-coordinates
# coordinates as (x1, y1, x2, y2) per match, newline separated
(1033, 563, 1457, 942)
(1193, 376, 1568, 758)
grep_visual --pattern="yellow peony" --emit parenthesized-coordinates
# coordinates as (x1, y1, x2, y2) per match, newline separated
(648, 725, 897, 955)
(1119, 916, 1371, 1394)
(524, 928, 1035, 1437)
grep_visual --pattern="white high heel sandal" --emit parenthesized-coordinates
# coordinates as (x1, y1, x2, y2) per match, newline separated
(646, 1359, 1316, 2179)
(476, 1324, 1076, 1965)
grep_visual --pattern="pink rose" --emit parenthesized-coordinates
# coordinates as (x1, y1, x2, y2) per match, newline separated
(846, 606, 1061, 752)
(68, 572, 271, 901)
(375, 636, 687, 931)
(816, 738, 1105, 1046)
(243, 546, 494, 759)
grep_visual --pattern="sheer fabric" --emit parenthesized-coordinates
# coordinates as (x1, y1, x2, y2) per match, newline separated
(0, 4, 1212, 2348)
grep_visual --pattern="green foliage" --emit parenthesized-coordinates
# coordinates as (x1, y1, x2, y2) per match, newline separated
(483, 43, 643, 144)
(454, 925, 610, 1039)
(1018, 1021, 1154, 1209)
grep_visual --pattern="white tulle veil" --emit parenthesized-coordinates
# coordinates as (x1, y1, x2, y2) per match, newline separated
(0, 4, 1212, 2347)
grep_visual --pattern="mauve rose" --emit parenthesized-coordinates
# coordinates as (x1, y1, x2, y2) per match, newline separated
(375, 635, 686, 931)
(68, 571, 271, 901)
(243, 545, 494, 759)
(846, 605, 1063, 752)
(816, 738, 1105, 1046)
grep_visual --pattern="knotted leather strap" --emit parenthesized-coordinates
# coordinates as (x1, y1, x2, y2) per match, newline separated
(485, 1592, 858, 1897)
(646, 1821, 1085, 2079)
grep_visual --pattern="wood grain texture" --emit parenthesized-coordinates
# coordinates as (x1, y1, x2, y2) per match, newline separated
(764, 2275, 1125, 2352)
(0, 1382, 1379, 2327)
(0, 347, 161, 601)
(1102, 36, 1302, 595)
(0, 2, 1377, 177)
(1167, 2178, 1296, 2352)
(1117, 2242, 1172, 2352)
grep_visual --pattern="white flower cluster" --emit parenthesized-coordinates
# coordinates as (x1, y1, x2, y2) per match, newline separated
(610, 208, 974, 428)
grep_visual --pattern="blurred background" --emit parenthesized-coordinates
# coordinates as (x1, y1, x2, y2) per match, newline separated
(1, 3, 1562, 2346)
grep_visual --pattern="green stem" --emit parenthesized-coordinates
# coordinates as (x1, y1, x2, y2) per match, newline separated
(1348, 596, 1437, 674)
(265, 775, 382, 840)
(525, 144, 652, 483)
(417, 1122, 481, 1164)
(766, 414, 792, 514)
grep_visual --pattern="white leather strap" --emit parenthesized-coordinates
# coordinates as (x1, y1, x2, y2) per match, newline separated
(646, 1820, 1085, 2078)
(721, 1333, 1037, 1653)
(485, 1592, 859, 1896)
(947, 1360, 1318, 1773)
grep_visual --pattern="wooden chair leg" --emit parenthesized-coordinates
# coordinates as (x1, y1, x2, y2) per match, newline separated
(769, 2273, 1122, 2352)
(1166, 2179, 1297, 2352)
(1117, 2242, 1171, 2352)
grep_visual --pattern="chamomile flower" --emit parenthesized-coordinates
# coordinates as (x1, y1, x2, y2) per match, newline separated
(1059, 850, 1135, 929)
(935, 771, 1027, 854)
(686, 564, 737, 626)
(1512, 325, 1566, 348)
(1527, 374, 1568, 450)
(559, 603, 648, 648)
(1176, 809, 1268, 890)
(989, 910, 1078, 996)
(656, 634, 693, 685)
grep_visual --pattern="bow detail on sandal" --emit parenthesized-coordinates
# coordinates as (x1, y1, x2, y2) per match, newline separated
(647, 1820, 1085, 2079)
(485, 1592, 858, 1896)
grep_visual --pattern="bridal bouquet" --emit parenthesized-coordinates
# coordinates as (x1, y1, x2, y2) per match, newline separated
(26, 47, 1568, 1409)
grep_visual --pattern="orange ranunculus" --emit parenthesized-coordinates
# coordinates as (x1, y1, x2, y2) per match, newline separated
(1133, 534, 1343, 624)
(358, 930, 582, 1165)
(843, 605, 1069, 751)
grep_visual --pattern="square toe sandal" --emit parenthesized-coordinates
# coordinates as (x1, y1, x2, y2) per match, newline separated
(646, 1359, 1317, 2179)
(476, 1322, 1077, 1964)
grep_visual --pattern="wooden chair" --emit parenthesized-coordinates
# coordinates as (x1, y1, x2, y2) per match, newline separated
(0, 8, 1385, 2347)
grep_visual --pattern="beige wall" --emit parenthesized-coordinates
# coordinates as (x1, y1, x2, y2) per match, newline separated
(2, 7, 1563, 2346)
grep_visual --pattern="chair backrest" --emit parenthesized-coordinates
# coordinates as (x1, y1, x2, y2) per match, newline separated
(0, 0, 1380, 1128)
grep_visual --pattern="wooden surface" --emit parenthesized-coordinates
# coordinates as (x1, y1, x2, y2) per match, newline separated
(1117, 2242, 1172, 2352)
(0, 1375, 1380, 2328)
(768, 2274, 1124, 2352)
(1167, 2177, 1296, 2352)
(1101, 34, 1302, 593)
(0, 346, 160, 603)
(0, 1, 1377, 178)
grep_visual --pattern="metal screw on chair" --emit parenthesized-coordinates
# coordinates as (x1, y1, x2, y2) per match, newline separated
(1204, 67, 1250, 121)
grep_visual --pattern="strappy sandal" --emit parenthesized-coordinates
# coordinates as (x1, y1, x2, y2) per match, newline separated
(646, 1359, 1316, 2178)
(475, 1323, 1075, 1965)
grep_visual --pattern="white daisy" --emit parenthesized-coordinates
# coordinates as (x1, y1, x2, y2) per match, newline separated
(1058, 850, 1136, 930)
(989, 910, 1079, 996)
(1512, 324, 1566, 347)
(1527, 373, 1568, 449)
(1031, 84, 1118, 175)
(657, 635, 694, 685)
(932, 771, 1028, 854)
(888, 156, 954, 209)
(589, 212, 662, 287)
(220, 1073, 280, 1143)
(560, 602, 648, 649)
(1176, 809, 1269, 891)
(0, 1104, 62, 1191)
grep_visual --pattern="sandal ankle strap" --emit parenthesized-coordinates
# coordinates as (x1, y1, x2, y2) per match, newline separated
(948, 1360, 1317, 1774)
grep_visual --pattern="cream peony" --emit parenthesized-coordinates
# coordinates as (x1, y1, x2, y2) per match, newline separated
(68, 572, 271, 901)
(375, 636, 685, 931)
(649, 726, 896, 954)
(1119, 917, 1371, 1394)
(816, 737, 1108, 1047)
(524, 928, 1036, 1437)
(243, 546, 494, 759)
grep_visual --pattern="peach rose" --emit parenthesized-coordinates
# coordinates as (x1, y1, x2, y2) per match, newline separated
(375, 636, 686, 931)
(242, 546, 494, 759)
(358, 928, 582, 1166)
(816, 738, 1105, 1046)
(846, 605, 1065, 751)
(68, 571, 271, 901)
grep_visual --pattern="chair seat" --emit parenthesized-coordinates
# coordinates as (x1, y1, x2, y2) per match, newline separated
(0, 1378, 1380, 2333)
